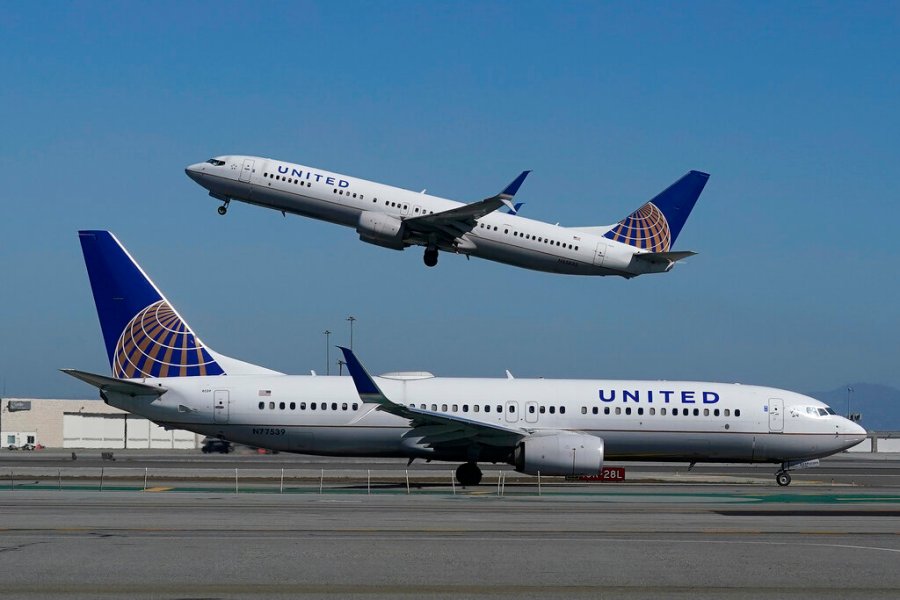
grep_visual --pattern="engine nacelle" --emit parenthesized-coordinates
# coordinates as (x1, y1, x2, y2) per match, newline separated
(514, 432, 604, 476)
(356, 211, 405, 250)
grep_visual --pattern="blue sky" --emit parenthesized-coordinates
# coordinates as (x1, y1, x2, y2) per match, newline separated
(1, 1, 898, 398)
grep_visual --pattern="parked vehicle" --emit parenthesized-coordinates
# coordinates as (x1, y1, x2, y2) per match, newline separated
(201, 438, 233, 454)
(7, 443, 35, 451)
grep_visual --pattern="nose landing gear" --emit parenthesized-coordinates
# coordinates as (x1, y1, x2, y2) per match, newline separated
(423, 246, 438, 267)
(217, 199, 230, 216)
(774, 458, 819, 486)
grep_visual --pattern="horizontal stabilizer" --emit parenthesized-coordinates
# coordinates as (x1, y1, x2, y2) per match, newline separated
(634, 250, 696, 264)
(61, 369, 167, 397)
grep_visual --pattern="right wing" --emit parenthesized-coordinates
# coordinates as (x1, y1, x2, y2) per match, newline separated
(403, 171, 531, 243)
(339, 347, 526, 450)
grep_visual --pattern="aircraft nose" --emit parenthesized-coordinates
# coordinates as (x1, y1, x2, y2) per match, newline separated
(839, 418, 868, 445)
(184, 163, 205, 183)
(848, 420, 867, 437)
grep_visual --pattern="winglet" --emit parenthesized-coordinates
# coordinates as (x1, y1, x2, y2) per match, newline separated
(499, 170, 531, 200)
(338, 346, 390, 405)
(504, 202, 525, 216)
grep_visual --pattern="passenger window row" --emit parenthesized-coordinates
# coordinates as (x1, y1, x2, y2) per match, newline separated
(263, 172, 313, 188)
(257, 172, 577, 246)
(394, 402, 742, 419)
(476, 222, 578, 250)
(256, 398, 742, 419)
(258, 401, 359, 411)
(401, 403, 569, 415)
(332, 188, 364, 199)
(581, 406, 741, 417)
(407, 403, 512, 414)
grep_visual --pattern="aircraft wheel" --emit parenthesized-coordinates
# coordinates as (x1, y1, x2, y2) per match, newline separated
(455, 462, 483, 486)
(217, 205, 228, 216)
(776, 471, 791, 487)
(423, 248, 438, 267)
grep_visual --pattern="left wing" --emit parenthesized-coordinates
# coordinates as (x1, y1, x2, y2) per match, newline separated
(339, 347, 526, 450)
(403, 171, 530, 242)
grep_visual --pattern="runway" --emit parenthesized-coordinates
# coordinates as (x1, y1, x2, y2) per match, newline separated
(1, 491, 899, 599)
(1, 454, 899, 598)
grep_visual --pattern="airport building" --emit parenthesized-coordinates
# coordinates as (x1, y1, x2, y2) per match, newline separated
(1, 397, 199, 449)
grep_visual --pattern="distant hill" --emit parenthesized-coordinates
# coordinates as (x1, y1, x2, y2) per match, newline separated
(809, 383, 900, 432)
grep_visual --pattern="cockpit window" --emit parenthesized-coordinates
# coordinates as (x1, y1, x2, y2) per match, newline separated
(206, 158, 226, 166)
(804, 406, 834, 417)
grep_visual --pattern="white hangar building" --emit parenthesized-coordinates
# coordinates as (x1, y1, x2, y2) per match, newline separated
(1, 397, 199, 449)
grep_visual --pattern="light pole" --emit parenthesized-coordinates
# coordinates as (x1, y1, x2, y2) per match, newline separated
(323, 330, 331, 375)
(347, 315, 356, 350)
(847, 386, 854, 419)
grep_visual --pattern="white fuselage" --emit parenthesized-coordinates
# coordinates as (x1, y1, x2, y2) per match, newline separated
(185, 156, 665, 276)
(109, 373, 865, 465)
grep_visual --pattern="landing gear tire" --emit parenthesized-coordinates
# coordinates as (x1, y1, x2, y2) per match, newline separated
(424, 247, 438, 267)
(455, 462, 483, 486)
(217, 204, 228, 216)
(776, 471, 791, 487)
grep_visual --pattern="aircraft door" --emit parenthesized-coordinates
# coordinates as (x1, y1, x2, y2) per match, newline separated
(524, 401, 538, 423)
(593, 242, 607, 266)
(768, 398, 783, 432)
(213, 390, 230, 424)
(505, 401, 519, 423)
(239, 158, 254, 183)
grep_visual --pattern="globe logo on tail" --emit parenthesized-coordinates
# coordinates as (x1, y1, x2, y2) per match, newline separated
(113, 300, 224, 378)
(603, 202, 671, 252)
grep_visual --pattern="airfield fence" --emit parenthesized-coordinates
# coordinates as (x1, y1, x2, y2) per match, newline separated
(1, 466, 543, 496)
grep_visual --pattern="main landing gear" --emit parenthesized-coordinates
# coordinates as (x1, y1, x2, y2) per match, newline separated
(217, 199, 230, 215)
(423, 246, 439, 267)
(776, 471, 792, 487)
(455, 462, 483, 486)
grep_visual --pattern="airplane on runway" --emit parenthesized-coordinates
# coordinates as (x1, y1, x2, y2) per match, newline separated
(185, 156, 709, 277)
(64, 231, 865, 486)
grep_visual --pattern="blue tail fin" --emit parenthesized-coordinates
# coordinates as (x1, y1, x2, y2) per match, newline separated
(604, 171, 709, 251)
(78, 231, 226, 379)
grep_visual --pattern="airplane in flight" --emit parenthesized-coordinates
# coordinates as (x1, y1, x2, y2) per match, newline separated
(65, 231, 866, 486)
(185, 156, 709, 277)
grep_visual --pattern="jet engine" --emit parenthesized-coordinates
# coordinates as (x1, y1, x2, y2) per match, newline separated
(356, 211, 405, 250)
(513, 432, 604, 476)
